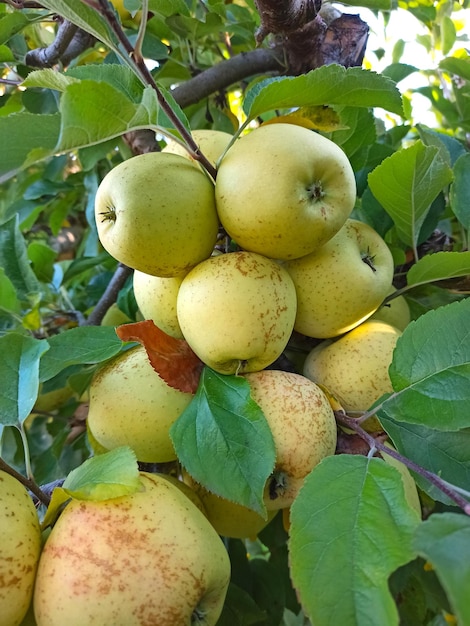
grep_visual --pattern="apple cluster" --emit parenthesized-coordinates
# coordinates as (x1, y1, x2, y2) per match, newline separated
(26, 124, 412, 626)
(91, 123, 409, 517)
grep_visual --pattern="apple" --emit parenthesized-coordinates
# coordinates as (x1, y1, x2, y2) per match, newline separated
(0, 470, 41, 626)
(176, 250, 297, 375)
(369, 288, 411, 331)
(182, 471, 278, 539)
(243, 370, 337, 510)
(284, 218, 395, 338)
(33, 472, 231, 626)
(303, 319, 402, 431)
(94, 152, 219, 277)
(163, 129, 233, 169)
(133, 269, 185, 339)
(214, 123, 356, 260)
(87, 345, 194, 462)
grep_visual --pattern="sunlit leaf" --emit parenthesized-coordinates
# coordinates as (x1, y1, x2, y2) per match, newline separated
(243, 65, 403, 121)
(62, 446, 141, 501)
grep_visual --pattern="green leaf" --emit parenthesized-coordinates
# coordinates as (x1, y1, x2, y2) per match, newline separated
(406, 251, 470, 287)
(368, 140, 454, 250)
(378, 415, 470, 506)
(243, 66, 404, 121)
(289, 455, 420, 626)
(62, 446, 141, 500)
(0, 216, 40, 299)
(414, 513, 470, 626)
(22, 68, 80, 92)
(39, 325, 125, 382)
(38, 0, 118, 53)
(439, 56, 470, 81)
(380, 299, 470, 430)
(417, 124, 467, 166)
(56, 80, 189, 152)
(0, 333, 49, 426)
(0, 112, 61, 181)
(0, 268, 20, 313)
(449, 153, 470, 231)
(0, 11, 29, 44)
(170, 367, 276, 517)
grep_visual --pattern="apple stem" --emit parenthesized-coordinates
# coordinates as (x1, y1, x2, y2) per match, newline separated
(334, 410, 470, 516)
(84, 0, 218, 180)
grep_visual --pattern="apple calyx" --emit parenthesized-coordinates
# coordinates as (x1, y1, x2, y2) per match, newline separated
(268, 470, 288, 501)
(307, 180, 325, 202)
(191, 606, 208, 625)
(361, 250, 377, 272)
(99, 205, 117, 223)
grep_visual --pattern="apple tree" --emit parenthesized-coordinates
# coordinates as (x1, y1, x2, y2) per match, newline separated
(1, 0, 470, 624)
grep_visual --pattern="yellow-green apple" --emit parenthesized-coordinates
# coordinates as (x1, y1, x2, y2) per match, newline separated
(243, 370, 337, 510)
(303, 320, 402, 430)
(133, 269, 185, 339)
(163, 129, 233, 169)
(0, 471, 41, 626)
(94, 152, 219, 277)
(110, 0, 141, 26)
(33, 472, 231, 626)
(176, 251, 297, 375)
(370, 288, 411, 331)
(182, 471, 278, 539)
(381, 441, 421, 517)
(284, 219, 394, 338)
(87, 345, 194, 462)
(100, 303, 132, 327)
(214, 123, 356, 260)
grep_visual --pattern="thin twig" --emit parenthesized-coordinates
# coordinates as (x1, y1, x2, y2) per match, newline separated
(0, 455, 51, 507)
(335, 411, 470, 515)
(84, 263, 133, 326)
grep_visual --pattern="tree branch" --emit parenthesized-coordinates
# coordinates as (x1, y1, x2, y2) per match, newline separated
(84, 263, 133, 326)
(171, 47, 287, 109)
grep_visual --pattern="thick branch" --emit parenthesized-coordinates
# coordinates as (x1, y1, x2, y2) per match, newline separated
(171, 47, 286, 109)
(254, 0, 321, 42)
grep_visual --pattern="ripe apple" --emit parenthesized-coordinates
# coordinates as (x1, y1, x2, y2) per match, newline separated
(133, 269, 185, 339)
(243, 370, 337, 510)
(215, 123, 356, 260)
(303, 320, 402, 430)
(370, 288, 411, 331)
(284, 218, 394, 338)
(87, 345, 194, 462)
(33, 472, 231, 626)
(176, 250, 297, 375)
(182, 471, 278, 539)
(0, 470, 41, 626)
(94, 152, 219, 277)
(163, 129, 233, 169)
